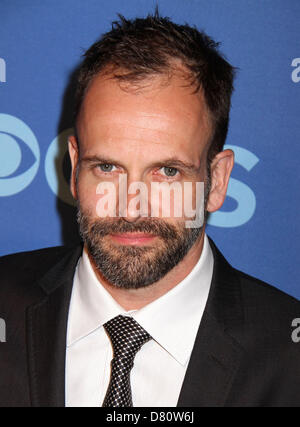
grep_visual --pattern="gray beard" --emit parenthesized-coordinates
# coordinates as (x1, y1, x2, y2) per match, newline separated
(77, 212, 203, 289)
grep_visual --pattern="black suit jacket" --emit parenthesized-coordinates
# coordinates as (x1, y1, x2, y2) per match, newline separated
(0, 239, 299, 407)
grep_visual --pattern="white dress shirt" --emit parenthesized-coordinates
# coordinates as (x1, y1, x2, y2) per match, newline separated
(65, 234, 214, 407)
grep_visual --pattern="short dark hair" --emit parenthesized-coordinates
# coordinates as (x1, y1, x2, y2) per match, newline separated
(74, 11, 236, 163)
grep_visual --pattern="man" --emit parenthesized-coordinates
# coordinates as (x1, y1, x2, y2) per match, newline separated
(0, 12, 299, 407)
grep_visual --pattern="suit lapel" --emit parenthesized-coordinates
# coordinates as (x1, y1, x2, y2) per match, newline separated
(26, 246, 82, 407)
(177, 239, 245, 407)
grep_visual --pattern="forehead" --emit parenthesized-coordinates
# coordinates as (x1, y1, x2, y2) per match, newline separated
(76, 72, 212, 161)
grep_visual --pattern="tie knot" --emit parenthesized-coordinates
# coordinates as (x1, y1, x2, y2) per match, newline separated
(104, 315, 151, 361)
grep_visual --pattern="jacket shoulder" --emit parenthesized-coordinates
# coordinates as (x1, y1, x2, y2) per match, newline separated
(209, 236, 299, 315)
(0, 245, 72, 263)
(0, 246, 80, 303)
(0, 246, 74, 277)
(231, 267, 300, 358)
(235, 268, 299, 314)
(208, 236, 299, 343)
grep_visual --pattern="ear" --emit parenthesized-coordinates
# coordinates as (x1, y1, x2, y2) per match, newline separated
(68, 135, 79, 200)
(206, 149, 234, 213)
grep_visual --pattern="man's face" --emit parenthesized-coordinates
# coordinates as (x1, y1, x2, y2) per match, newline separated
(69, 72, 216, 289)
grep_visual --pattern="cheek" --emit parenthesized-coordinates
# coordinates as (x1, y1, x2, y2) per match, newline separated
(77, 174, 119, 219)
(182, 180, 206, 221)
(77, 175, 100, 216)
(149, 187, 191, 220)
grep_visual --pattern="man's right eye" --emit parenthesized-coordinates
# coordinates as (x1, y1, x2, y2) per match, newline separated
(97, 164, 116, 172)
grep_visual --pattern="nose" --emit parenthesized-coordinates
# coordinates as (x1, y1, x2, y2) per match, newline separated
(118, 173, 149, 223)
(122, 195, 141, 223)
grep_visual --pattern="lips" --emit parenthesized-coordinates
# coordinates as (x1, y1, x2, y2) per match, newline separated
(109, 232, 156, 245)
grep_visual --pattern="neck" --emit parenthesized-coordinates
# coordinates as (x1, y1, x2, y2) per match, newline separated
(87, 231, 205, 311)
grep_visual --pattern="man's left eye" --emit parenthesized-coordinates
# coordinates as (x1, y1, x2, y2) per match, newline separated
(98, 164, 116, 172)
(161, 167, 179, 177)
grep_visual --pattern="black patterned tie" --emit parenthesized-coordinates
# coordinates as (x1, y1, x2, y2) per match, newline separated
(102, 315, 151, 407)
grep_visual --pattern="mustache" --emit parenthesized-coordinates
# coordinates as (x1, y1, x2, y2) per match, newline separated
(78, 214, 179, 240)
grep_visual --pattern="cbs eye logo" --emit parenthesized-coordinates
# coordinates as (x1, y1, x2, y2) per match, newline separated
(0, 114, 40, 196)
(0, 113, 75, 205)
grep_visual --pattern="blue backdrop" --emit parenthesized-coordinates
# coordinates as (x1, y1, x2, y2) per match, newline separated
(1, 0, 299, 299)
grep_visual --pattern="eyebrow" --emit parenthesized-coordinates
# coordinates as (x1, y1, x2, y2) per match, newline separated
(80, 155, 123, 168)
(151, 158, 200, 174)
(80, 155, 201, 174)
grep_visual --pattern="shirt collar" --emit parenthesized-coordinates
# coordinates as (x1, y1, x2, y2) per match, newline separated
(67, 234, 214, 366)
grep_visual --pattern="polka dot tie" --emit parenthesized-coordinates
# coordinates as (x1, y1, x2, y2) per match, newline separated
(102, 315, 151, 407)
